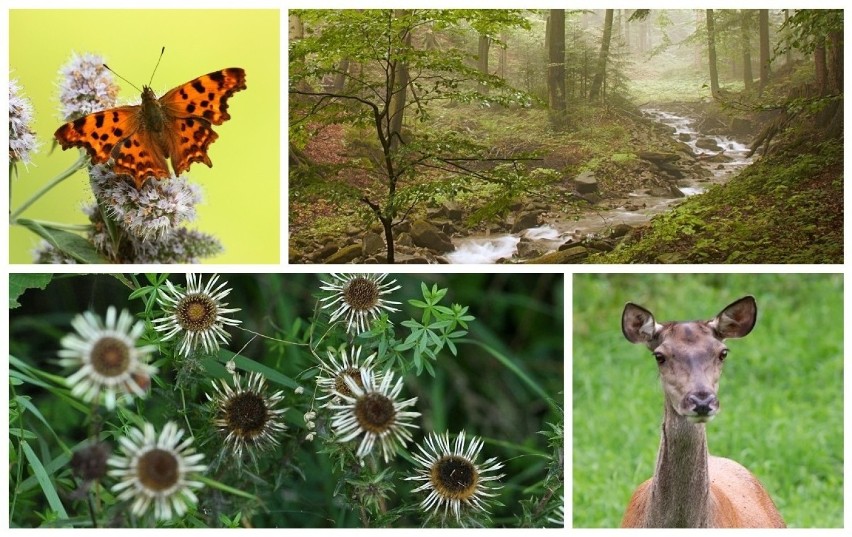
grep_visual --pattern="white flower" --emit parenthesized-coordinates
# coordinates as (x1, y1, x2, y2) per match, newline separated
(406, 430, 505, 524)
(58, 52, 118, 121)
(206, 371, 287, 459)
(108, 422, 206, 521)
(9, 78, 39, 165)
(319, 273, 401, 334)
(152, 273, 241, 357)
(328, 366, 420, 462)
(315, 345, 377, 403)
(58, 306, 157, 410)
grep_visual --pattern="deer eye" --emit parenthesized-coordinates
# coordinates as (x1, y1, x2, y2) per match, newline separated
(719, 349, 729, 361)
(653, 352, 666, 365)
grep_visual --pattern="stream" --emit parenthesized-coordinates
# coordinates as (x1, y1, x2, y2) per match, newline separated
(448, 106, 753, 264)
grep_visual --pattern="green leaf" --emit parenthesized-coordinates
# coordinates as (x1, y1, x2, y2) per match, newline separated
(20, 441, 68, 519)
(18, 219, 106, 264)
(9, 273, 52, 308)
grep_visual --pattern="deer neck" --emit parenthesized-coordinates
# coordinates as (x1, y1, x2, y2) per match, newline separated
(645, 402, 712, 528)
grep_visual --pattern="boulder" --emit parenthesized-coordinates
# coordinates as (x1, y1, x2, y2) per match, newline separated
(362, 232, 384, 256)
(311, 244, 339, 262)
(410, 220, 454, 253)
(573, 171, 599, 194)
(511, 210, 542, 233)
(324, 243, 361, 264)
(695, 137, 722, 151)
(527, 246, 589, 264)
(609, 223, 633, 239)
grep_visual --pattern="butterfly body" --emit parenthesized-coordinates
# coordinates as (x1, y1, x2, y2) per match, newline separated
(55, 68, 246, 189)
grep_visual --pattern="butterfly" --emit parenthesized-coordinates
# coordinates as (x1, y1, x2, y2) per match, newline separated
(55, 67, 247, 189)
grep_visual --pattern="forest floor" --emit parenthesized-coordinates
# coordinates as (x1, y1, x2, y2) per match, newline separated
(289, 68, 843, 264)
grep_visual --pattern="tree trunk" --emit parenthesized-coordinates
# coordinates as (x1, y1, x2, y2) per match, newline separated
(388, 15, 411, 153)
(478, 34, 490, 92)
(759, 9, 771, 90)
(740, 10, 753, 91)
(547, 9, 567, 128)
(332, 58, 350, 92)
(783, 9, 793, 66)
(827, 30, 843, 94)
(706, 10, 720, 98)
(589, 9, 614, 101)
(814, 40, 827, 95)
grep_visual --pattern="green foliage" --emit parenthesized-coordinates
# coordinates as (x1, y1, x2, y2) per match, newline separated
(10, 274, 53, 309)
(573, 274, 843, 528)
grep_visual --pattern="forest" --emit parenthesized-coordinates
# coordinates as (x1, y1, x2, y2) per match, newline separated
(288, 9, 843, 264)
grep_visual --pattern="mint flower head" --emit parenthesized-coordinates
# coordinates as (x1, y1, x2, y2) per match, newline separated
(58, 52, 119, 121)
(89, 165, 203, 240)
(9, 78, 39, 165)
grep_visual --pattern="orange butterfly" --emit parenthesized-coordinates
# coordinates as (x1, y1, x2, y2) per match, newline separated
(55, 68, 247, 189)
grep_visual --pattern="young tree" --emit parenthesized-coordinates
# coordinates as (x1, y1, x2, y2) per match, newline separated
(740, 10, 754, 91)
(758, 9, 771, 90)
(547, 9, 567, 128)
(589, 9, 614, 101)
(289, 10, 532, 263)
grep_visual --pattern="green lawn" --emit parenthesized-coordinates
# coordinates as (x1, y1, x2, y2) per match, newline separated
(572, 274, 843, 528)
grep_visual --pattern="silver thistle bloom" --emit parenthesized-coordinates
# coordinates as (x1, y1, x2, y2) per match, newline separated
(9, 78, 39, 165)
(153, 273, 241, 357)
(58, 52, 118, 121)
(206, 371, 287, 460)
(89, 164, 202, 240)
(315, 345, 378, 404)
(328, 366, 420, 462)
(58, 306, 157, 410)
(406, 430, 505, 524)
(108, 422, 206, 521)
(319, 273, 402, 334)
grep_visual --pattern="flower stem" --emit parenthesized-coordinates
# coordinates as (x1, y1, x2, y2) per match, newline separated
(10, 154, 88, 222)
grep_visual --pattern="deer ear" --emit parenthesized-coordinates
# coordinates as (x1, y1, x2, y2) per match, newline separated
(622, 303, 661, 344)
(710, 296, 757, 339)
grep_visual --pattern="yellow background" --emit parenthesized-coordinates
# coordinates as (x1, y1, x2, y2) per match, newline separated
(9, 9, 280, 264)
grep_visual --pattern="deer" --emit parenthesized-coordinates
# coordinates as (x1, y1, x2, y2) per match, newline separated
(619, 296, 785, 528)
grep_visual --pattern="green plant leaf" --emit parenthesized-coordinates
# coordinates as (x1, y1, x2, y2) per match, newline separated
(9, 273, 52, 308)
(20, 441, 68, 519)
(17, 219, 106, 264)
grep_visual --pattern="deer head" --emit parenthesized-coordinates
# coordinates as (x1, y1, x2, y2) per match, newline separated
(621, 296, 757, 423)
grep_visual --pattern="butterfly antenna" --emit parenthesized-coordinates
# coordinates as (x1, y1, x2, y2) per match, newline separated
(149, 47, 165, 87)
(102, 64, 142, 93)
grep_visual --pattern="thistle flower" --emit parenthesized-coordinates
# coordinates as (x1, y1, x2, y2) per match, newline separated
(406, 431, 505, 524)
(89, 165, 202, 240)
(153, 273, 241, 357)
(108, 422, 206, 521)
(328, 366, 420, 462)
(315, 345, 377, 403)
(207, 371, 287, 460)
(319, 273, 402, 334)
(58, 52, 119, 121)
(9, 78, 39, 165)
(58, 306, 157, 410)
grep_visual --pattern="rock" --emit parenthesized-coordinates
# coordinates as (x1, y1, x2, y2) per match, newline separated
(695, 137, 722, 151)
(526, 246, 588, 264)
(311, 244, 339, 262)
(517, 239, 547, 259)
(575, 192, 602, 204)
(324, 244, 361, 264)
(511, 210, 542, 233)
(573, 171, 599, 194)
(729, 117, 753, 135)
(394, 221, 412, 234)
(432, 200, 464, 221)
(431, 218, 458, 236)
(410, 220, 454, 253)
(396, 232, 413, 247)
(638, 151, 680, 163)
(647, 185, 684, 198)
(610, 223, 633, 239)
(585, 240, 614, 252)
(656, 252, 688, 263)
(362, 232, 384, 256)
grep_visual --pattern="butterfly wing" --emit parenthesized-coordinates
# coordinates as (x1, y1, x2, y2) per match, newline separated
(159, 68, 247, 175)
(54, 101, 172, 188)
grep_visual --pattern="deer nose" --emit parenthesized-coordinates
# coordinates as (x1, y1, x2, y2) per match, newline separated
(688, 392, 718, 416)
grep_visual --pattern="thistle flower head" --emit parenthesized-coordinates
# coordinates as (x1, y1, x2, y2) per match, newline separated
(90, 164, 202, 240)
(58, 306, 158, 410)
(9, 78, 39, 165)
(319, 273, 402, 335)
(58, 52, 119, 121)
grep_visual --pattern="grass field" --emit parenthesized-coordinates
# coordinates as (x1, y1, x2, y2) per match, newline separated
(572, 273, 843, 528)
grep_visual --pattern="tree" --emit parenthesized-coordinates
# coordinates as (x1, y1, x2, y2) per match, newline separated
(547, 9, 567, 128)
(758, 9, 771, 90)
(589, 9, 614, 101)
(289, 9, 532, 263)
(740, 10, 754, 91)
(706, 9, 720, 97)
